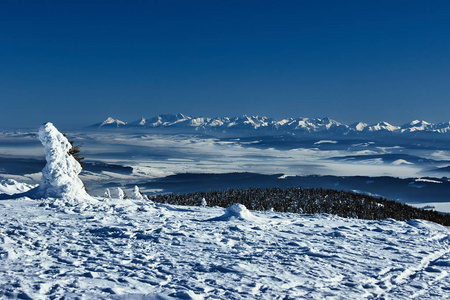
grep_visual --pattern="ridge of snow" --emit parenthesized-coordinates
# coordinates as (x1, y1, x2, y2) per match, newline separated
(366, 121, 400, 132)
(400, 120, 433, 133)
(350, 122, 368, 131)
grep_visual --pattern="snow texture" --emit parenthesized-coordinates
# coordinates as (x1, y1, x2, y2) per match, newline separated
(116, 187, 124, 199)
(37, 122, 91, 202)
(132, 185, 144, 200)
(0, 179, 37, 195)
(208, 203, 256, 221)
(0, 196, 449, 299)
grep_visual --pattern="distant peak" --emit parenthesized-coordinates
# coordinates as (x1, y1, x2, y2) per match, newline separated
(99, 117, 126, 127)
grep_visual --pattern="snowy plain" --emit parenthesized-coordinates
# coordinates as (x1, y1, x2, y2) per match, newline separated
(1, 197, 450, 299)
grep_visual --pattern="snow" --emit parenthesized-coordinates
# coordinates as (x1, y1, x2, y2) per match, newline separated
(314, 140, 338, 145)
(415, 178, 443, 184)
(116, 187, 125, 199)
(367, 121, 400, 132)
(96, 117, 127, 128)
(0, 196, 449, 299)
(35, 122, 92, 202)
(411, 202, 450, 213)
(0, 179, 37, 195)
(90, 114, 450, 135)
(207, 203, 256, 221)
(132, 185, 144, 200)
(392, 159, 414, 165)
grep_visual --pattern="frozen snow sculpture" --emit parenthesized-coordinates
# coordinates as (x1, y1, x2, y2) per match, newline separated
(132, 185, 144, 200)
(37, 122, 91, 201)
(116, 187, 124, 199)
(104, 188, 111, 199)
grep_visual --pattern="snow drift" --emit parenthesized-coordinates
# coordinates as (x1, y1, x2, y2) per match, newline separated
(207, 203, 256, 221)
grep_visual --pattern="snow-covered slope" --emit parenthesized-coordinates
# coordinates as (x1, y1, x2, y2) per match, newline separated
(0, 179, 37, 195)
(91, 115, 450, 136)
(92, 117, 127, 128)
(0, 197, 449, 299)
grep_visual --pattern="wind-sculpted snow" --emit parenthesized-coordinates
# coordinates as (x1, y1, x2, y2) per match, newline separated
(36, 122, 92, 202)
(0, 197, 449, 299)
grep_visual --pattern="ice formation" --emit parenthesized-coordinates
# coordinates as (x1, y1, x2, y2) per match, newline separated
(132, 185, 144, 200)
(37, 122, 91, 201)
(104, 188, 111, 198)
(116, 187, 124, 199)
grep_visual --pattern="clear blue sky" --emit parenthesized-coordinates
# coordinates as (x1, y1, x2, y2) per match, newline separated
(1, 0, 449, 129)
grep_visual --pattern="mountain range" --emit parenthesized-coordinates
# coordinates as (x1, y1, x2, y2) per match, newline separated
(91, 114, 450, 136)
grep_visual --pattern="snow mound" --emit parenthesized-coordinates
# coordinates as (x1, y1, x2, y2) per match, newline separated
(36, 122, 92, 202)
(208, 204, 256, 221)
(0, 179, 37, 195)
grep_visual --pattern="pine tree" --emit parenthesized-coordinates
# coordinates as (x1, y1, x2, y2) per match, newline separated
(63, 133, 85, 169)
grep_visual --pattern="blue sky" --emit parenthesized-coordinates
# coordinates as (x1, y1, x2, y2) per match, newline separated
(1, 0, 449, 129)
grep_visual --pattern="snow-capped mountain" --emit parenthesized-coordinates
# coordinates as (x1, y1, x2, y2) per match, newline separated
(400, 120, 434, 133)
(92, 117, 127, 128)
(91, 114, 450, 136)
(366, 121, 400, 132)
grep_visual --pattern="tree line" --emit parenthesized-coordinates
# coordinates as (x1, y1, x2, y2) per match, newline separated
(149, 187, 450, 226)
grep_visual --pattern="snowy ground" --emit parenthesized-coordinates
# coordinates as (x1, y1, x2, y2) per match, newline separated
(1, 197, 450, 299)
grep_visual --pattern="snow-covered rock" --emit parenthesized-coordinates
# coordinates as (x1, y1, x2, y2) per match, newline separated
(36, 122, 91, 202)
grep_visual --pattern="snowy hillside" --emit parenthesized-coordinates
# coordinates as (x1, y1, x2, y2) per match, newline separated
(1, 197, 450, 299)
(91, 114, 450, 136)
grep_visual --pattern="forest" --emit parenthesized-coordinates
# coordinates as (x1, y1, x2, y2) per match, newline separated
(149, 187, 450, 226)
